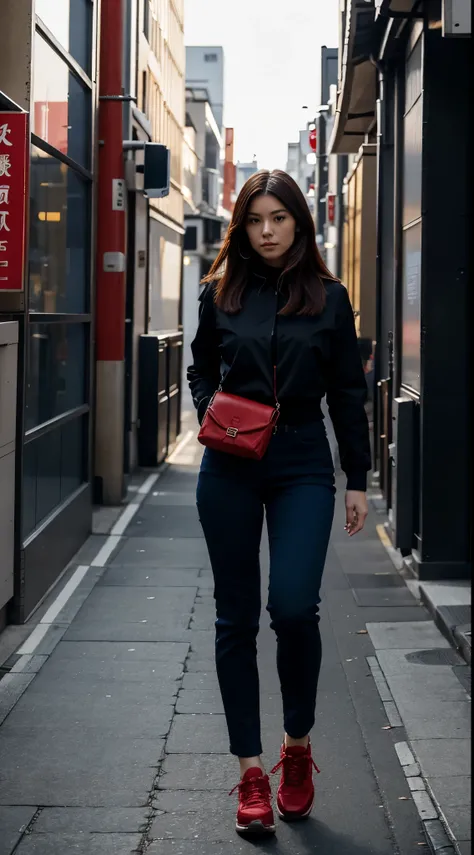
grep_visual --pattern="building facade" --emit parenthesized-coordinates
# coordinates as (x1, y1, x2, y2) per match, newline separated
(0, 0, 186, 627)
(185, 45, 224, 130)
(0, 0, 99, 623)
(330, 0, 471, 581)
(122, 0, 186, 475)
(181, 88, 226, 407)
(222, 127, 236, 213)
(313, 47, 347, 278)
(285, 130, 316, 217)
(235, 160, 259, 195)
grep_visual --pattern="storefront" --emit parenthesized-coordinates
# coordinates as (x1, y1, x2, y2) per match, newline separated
(341, 146, 377, 341)
(330, 0, 471, 581)
(0, 0, 98, 621)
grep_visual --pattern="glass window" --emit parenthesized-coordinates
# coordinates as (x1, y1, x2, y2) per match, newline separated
(405, 37, 422, 113)
(36, 429, 62, 526)
(29, 146, 89, 313)
(148, 220, 181, 332)
(22, 415, 86, 539)
(403, 97, 422, 227)
(35, 0, 92, 73)
(401, 222, 422, 393)
(25, 323, 87, 431)
(61, 416, 85, 500)
(22, 442, 37, 539)
(33, 33, 91, 168)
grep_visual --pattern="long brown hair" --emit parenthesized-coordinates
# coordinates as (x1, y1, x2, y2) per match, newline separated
(202, 169, 338, 316)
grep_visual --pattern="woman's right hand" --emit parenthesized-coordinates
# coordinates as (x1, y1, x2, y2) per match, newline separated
(344, 490, 368, 536)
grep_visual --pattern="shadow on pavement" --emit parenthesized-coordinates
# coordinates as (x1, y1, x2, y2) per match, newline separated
(240, 817, 393, 855)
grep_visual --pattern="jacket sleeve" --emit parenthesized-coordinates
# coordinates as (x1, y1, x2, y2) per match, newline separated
(326, 285, 371, 491)
(187, 285, 221, 424)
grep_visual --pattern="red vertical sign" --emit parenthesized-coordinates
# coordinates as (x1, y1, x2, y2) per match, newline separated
(0, 112, 29, 292)
(327, 193, 336, 224)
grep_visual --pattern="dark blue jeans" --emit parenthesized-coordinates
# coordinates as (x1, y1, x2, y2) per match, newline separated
(196, 421, 335, 758)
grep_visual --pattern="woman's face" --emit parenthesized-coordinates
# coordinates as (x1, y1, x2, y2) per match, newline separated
(244, 193, 297, 267)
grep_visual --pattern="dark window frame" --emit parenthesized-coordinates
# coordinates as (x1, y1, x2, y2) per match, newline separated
(35, 0, 94, 81)
(21, 16, 95, 540)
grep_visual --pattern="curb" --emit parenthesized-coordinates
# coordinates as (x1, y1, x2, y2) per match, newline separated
(366, 661, 460, 854)
(393, 741, 459, 855)
(419, 587, 471, 667)
(369, 500, 472, 669)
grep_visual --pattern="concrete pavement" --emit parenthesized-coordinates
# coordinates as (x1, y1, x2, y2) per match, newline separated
(0, 418, 470, 854)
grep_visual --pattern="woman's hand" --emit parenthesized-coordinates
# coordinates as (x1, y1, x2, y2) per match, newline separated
(344, 491, 368, 537)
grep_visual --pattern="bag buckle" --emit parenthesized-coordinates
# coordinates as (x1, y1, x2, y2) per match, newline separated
(226, 427, 238, 438)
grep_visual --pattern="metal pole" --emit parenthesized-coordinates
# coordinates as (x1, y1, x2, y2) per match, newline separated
(94, 0, 126, 504)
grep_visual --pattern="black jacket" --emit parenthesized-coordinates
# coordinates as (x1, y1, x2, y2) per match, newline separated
(187, 263, 371, 491)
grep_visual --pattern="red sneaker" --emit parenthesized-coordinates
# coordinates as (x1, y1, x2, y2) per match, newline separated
(230, 767, 276, 835)
(271, 743, 320, 821)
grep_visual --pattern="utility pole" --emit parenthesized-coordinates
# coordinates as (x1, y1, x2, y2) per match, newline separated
(95, 0, 127, 504)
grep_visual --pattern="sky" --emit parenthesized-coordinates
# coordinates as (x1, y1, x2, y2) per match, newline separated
(184, 0, 339, 170)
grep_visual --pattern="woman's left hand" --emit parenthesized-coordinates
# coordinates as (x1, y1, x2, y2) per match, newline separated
(344, 491, 368, 536)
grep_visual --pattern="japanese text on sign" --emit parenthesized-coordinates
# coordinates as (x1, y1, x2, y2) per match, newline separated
(0, 113, 29, 292)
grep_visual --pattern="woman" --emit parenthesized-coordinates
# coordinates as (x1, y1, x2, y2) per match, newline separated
(188, 170, 370, 836)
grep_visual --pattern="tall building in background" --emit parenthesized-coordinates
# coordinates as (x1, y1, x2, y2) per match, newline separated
(181, 84, 227, 411)
(235, 160, 258, 194)
(223, 128, 236, 213)
(185, 46, 224, 130)
(112, 0, 186, 485)
(286, 142, 299, 184)
(285, 128, 315, 216)
(308, 46, 347, 277)
(314, 46, 341, 272)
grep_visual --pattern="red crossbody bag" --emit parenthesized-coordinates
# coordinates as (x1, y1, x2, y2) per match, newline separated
(197, 367, 280, 460)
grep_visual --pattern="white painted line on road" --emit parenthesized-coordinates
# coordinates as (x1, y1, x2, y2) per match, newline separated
(40, 564, 90, 624)
(11, 470, 162, 667)
(93, 470, 161, 561)
(138, 473, 160, 495)
(16, 623, 50, 656)
(91, 534, 121, 567)
(167, 430, 194, 463)
(111, 502, 140, 536)
(16, 564, 91, 655)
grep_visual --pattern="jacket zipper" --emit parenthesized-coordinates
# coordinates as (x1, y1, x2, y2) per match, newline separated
(270, 284, 279, 407)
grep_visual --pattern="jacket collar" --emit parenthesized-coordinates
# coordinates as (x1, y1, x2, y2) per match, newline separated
(249, 257, 285, 287)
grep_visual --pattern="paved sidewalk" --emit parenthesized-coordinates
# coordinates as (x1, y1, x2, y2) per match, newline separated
(0, 421, 470, 854)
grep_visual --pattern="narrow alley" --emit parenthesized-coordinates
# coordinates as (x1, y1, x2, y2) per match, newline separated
(0, 422, 470, 854)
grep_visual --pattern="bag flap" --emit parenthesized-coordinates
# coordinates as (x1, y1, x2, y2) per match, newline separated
(206, 393, 277, 433)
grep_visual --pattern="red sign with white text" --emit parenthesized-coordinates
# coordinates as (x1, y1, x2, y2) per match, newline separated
(327, 193, 336, 224)
(0, 112, 29, 292)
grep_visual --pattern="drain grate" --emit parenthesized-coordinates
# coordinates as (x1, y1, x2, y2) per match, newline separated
(405, 648, 463, 666)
